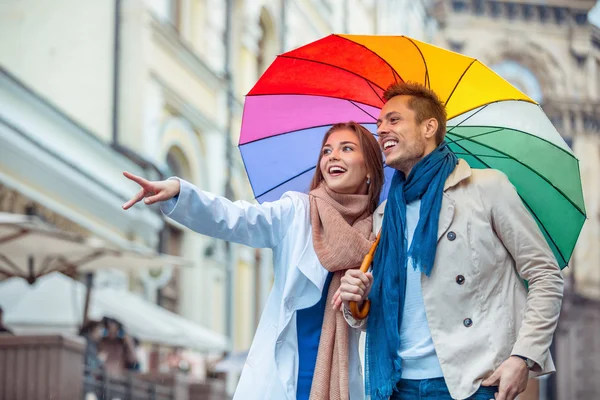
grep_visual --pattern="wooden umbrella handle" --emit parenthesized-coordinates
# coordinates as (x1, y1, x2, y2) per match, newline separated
(349, 232, 380, 320)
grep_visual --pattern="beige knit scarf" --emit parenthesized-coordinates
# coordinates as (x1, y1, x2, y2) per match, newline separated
(308, 183, 375, 400)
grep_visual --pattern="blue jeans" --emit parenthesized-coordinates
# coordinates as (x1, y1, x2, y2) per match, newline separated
(390, 378, 498, 400)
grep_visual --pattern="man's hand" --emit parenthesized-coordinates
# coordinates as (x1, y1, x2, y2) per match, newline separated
(332, 269, 373, 310)
(122, 172, 181, 210)
(481, 356, 529, 400)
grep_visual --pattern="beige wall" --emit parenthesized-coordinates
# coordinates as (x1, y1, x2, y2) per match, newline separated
(0, 0, 115, 141)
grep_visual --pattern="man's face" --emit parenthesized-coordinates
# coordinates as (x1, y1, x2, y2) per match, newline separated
(107, 321, 119, 338)
(376, 95, 428, 174)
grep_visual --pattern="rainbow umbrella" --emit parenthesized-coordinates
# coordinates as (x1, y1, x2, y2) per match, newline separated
(239, 34, 585, 268)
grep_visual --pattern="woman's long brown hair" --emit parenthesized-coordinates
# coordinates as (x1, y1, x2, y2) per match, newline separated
(310, 122, 384, 214)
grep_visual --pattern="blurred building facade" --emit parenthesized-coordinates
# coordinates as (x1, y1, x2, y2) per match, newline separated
(0, 0, 434, 387)
(433, 1, 600, 398)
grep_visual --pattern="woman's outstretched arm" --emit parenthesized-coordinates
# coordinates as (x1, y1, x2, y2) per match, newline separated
(123, 172, 295, 249)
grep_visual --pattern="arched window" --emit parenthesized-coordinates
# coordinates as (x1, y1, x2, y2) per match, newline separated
(491, 60, 544, 103)
(166, 146, 191, 180)
(256, 8, 277, 78)
(146, 0, 180, 29)
(158, 146, 191, 312)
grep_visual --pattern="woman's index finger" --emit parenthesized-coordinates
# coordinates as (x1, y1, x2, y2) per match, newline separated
(123, 171, 151, 189)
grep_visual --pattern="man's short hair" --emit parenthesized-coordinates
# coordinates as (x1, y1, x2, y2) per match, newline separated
(383, 82, 447, 145)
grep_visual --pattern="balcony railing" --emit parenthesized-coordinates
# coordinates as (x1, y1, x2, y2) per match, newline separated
(82, 366, 175, 400)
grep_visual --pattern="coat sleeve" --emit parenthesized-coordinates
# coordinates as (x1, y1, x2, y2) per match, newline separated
(160, 178, 296, 249)
(342, 305, 367, 331)
(481, 170, 564, 371)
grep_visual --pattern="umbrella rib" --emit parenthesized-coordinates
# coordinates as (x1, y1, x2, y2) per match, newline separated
(244, 92, 381, 110)
(0, 268, 13, 278)
(444, 59, 477, 108)
(255, 165, 316, 199)
(450, 122, 576, 159)
(0, 254, 25, 274)
(403, 36, 431, 88)
(335, 34, 403, 84)
(446, 103, 490, 134)
(278, 54, 387, 94)
(447, 132, 586, 217)
(70, 250, 110, 268)
(239, 121, 377, 147)
(446, 136, 569, 265)
(0, 229, 29, 245)
(449, 127, 506, 143)
(365, 80, 384, 104)
(348, 100, 378, 121)
(37, 256, 58, 276)
(452, 153, 509, 159)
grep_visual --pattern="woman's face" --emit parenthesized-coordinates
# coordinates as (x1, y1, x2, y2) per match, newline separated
(319, 129, 369, 195)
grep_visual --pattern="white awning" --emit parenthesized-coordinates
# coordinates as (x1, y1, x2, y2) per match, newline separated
(0, 272, 228, 352)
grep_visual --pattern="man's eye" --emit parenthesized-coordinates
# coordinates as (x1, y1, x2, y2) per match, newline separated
(391, 117, 400, 123)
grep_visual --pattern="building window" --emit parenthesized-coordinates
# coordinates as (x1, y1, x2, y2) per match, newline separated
(506, 3, 517, 20)
(576, 12, 588, 26)
(146, 0, 180, 30)
(523, 4, 534, 20)
(452, 0, 467, 13)
(492, 60, 543, 103)
(554, 7, 567, 25)
(448, 40, 464, 53)
(490, 1, 502, 18)
(538, 6, 550, 23)
(257, 8, 277, 79)
(472, 0, 485, 15)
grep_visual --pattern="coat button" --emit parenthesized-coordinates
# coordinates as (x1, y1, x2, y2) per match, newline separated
(447, 231, 456, 241)
(463, 318, 473, 327)
(456, 275, 465, 285)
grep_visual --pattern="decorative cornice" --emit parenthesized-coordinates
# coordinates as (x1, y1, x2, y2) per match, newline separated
(150, 15, 225, 91)
(443, 0, 592, 27)
(150, 72, 223, 134)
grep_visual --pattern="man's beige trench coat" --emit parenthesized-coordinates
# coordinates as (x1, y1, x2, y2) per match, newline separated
(346, 159, 564, 400)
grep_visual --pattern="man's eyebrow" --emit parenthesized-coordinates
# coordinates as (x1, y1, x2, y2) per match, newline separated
(376, 111, 399, 124)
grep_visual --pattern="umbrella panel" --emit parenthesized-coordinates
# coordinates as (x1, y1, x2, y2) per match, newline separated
(447, 128, 585, 267)
(240, 123, 380, 202)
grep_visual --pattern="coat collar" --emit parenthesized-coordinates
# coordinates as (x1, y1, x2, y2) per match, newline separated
(375, 159, 472, 217)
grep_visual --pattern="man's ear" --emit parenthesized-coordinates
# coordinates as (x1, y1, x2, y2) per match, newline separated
(422, 117, 438, 140)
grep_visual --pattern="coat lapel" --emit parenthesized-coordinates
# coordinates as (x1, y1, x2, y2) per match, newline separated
(437, 194, 455, 242)
(376, 160, 472, 240)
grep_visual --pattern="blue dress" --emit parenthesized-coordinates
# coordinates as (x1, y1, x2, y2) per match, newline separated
(296, 272, 334, 400)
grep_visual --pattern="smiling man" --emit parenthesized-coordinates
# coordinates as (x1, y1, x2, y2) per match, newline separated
(338, 82, 564, 400)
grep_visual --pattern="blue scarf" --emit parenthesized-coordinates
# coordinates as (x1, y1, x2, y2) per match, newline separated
(365, 142, 458, 399)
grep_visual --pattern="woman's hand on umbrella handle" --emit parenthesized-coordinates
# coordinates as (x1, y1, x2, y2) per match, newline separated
(122, 171, 181, 210)
(339, 269, 373, 313)
(332, 287, 343, 311)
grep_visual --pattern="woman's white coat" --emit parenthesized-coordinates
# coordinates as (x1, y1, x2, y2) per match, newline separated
(161, 179, 364, 400)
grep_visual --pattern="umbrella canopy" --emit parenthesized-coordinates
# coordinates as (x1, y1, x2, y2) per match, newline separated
(0, 212, 188, 283)
(0, 272, 228, 352)
(239, 34, 585, 268)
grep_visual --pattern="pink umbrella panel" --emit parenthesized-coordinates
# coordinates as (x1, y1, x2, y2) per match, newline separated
(239, 95, 393, 203)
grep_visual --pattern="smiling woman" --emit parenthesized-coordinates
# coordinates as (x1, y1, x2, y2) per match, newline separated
(122, 119, 384, 400)
(311, 122, 385, 214)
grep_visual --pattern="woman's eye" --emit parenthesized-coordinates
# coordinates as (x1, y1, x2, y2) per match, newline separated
(343, 146, 353, 152)
(323, 148, 331, 155)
